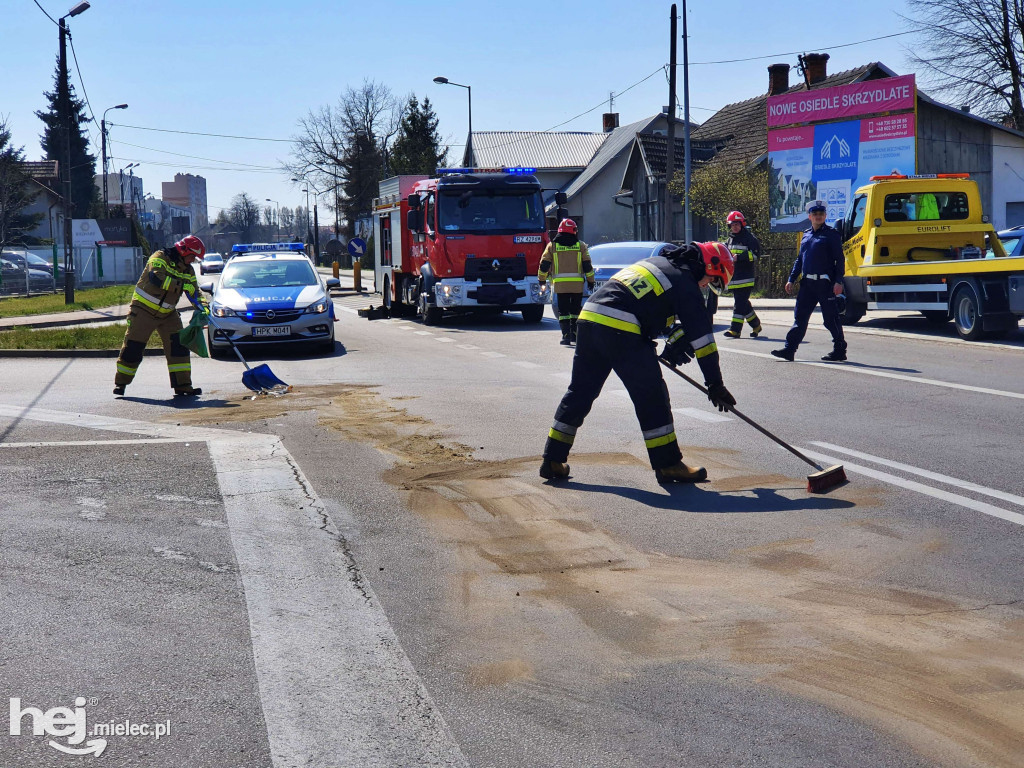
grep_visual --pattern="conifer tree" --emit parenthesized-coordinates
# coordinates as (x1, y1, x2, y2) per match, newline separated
(389, 96, 449, 176)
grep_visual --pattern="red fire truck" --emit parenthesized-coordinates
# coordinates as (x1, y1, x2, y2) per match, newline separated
(371, 168, 552, 324)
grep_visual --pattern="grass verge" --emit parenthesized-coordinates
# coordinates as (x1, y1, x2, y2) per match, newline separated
(0, 323, 162, 350)
(0, 285, 135, 318)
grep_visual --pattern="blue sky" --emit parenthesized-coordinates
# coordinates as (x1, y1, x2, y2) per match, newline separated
(5, 0, 924, 228)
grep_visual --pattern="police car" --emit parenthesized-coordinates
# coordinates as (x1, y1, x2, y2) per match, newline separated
(200, 243, 340, 355)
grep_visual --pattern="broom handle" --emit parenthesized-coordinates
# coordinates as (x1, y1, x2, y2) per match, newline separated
(189, 296, 253, 371)
(658, 358, 823, 471)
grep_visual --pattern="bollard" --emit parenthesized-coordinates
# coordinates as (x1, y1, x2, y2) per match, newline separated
(332, 261, 339, 279)
(97, 244, 104, 279)
(352, 261, 362, 292)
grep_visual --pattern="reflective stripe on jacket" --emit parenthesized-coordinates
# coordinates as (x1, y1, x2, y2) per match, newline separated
(131, 249, 199, 318)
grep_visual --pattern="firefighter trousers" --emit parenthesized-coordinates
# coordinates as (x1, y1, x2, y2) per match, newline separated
(555, 292, 583, 340)
(543, 320, 683, 470)
(784, 280, 846, 352)
(114, 307, 193, 390)
(728, 287, 761, 335)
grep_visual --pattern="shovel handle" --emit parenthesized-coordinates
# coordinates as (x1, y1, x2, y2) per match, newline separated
(189, 295, 252, 371)
(658, 358, 823, 471)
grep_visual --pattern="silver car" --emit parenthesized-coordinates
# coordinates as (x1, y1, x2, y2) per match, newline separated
(201, 253, 340, 355)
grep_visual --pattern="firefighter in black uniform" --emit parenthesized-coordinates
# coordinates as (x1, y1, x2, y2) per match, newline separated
(722, 210, 762, 338)
(540, 242, 737, 484)
(771, 199, 848, 362)
(538, 218, 595, 345)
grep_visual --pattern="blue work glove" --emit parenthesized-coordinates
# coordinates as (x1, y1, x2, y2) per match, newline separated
(706, 382, 736, 412)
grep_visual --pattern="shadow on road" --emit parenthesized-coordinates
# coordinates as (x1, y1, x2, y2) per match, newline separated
(551, 479, 855, 514)
(117, 396, 240, 410)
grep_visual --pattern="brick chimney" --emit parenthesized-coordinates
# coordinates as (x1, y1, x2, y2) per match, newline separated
(767, 63, 790, 96)
(602, 112, 620, 133)
(802, 53, 830, 86)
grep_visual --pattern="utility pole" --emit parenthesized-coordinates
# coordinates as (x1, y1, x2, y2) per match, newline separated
(59, 16, 75, 303)
(682, 0, 693, 243)
(665, 4, 678, 243)
(101, 104, 127, 217)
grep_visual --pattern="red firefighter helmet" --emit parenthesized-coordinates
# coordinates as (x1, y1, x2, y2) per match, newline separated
(696, 241, 735, 295)
(557, 218, 578, 235)
(174, 235, 206, 260)
(726, 210, 746, 226)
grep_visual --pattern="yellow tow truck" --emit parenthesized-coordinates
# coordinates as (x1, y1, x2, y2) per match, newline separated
(836, 174, 1024, 339)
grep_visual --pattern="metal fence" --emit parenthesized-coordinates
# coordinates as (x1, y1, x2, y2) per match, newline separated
(0, 245, 143, 297)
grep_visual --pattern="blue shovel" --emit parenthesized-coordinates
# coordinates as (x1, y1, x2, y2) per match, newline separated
(191, 298, 290, 394)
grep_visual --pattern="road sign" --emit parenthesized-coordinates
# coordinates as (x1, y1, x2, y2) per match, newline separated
(347, 238, 367, 257)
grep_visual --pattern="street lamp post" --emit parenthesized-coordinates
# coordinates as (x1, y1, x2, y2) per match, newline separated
(433, 76, 472, 166)
(265, 198, 280, 241)
(291, 178, 312, 243)
(101, 103, 127, 217)
(59, 1, 91, 304)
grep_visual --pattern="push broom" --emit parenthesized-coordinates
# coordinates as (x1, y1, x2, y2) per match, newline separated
(659, 359, 847, 493)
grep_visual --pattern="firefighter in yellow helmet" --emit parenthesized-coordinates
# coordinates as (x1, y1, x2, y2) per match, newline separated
(538, 218, 595, 345)
(114, 235, 208, 398)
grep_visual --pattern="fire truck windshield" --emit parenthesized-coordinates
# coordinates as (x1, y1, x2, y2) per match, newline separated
(438, 190, 545, 234)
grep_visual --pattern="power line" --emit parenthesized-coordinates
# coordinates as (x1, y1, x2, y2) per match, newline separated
(113, 139, 282, 170)
(66, 33, 96, 126)
(687, 30, 918, 66)
(111, 123, 292, 143)
(32, 0, 58, 25)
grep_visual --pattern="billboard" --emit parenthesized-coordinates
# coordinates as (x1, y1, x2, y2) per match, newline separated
(768, 74, 917, 231)
(71, 219, 133, 247)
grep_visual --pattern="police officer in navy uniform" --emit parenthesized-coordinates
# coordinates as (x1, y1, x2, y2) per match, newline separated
(772, 200, 848, 362)
(540, 242, 737, 485)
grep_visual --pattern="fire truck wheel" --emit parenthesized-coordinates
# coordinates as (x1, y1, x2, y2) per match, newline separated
(521, 305, 544, 323)
(382, 276, 392, 311)
(419, 293, 442, 325)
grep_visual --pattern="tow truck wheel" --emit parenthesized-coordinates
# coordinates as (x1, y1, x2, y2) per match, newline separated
(521, 305, 544, 323)
(952, 284, 984, 340)
(838, 300, 866, 325)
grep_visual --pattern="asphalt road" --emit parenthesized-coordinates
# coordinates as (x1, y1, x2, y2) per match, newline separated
(1, 295, 1022, 767)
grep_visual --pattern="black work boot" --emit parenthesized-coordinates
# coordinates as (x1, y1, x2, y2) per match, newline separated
(749, 323, 762, 338)
(655, 461, 708, 484)
(173, 386, 203, 397)
(539, 460, 570, 480)
(723, 328, 741, 338)
(821, 348, 847, 362)
(559, 318, 571, 345)
(771, 348, 795, 361)
(113, 385, 125, 396)
(569, 319, 578, 344)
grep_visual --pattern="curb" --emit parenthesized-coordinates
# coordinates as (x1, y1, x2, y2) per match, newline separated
(0, 348, 165, 358)
(0, 314, 129, 332)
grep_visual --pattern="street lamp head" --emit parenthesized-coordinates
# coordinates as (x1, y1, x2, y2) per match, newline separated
(67, 1, 90, 17)
(433, 76, 449, 84)
(114, 103, 128, 110)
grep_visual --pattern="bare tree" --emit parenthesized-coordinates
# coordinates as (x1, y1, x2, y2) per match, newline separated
(288, 79, 401, 234)
(903, 0, 1024, 129)
(229, 192, 261, 243)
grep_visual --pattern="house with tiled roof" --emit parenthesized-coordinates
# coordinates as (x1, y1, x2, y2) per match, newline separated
(692, 53, 1024, 230)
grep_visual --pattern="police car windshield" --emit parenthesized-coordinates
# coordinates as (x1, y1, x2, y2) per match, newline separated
(221, 260, 317, 289)
(589, 245, 668, 267)
(438, 190, 544, 233)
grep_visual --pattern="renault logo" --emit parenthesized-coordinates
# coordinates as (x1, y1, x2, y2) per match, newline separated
(491, 259, 501, 270)
(266, 310, 276, 319)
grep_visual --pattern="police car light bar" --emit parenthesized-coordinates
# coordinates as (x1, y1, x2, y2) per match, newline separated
(232, 242, 306, 252)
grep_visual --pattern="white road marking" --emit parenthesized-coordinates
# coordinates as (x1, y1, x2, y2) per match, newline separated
(549, 372, 572, 381)
(435, 337, 454, 343)
(798, 447, 1024, 528)
(673, 407, 732, 423)
(457, 344, 480, 350)
(339, 306, 358, 315)
(2, 405, 469, 765)
(720, 347, 1024, 401)
(810, 441, 1024, 508)
(414, 331, 433, 336)
(0, 438, 190, 448)
(480, 351, 506, 358)
(396, 325, 414, 331)
(514, 361, 541, 369)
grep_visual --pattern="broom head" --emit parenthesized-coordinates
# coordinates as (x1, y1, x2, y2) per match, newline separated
(807, 464, 847, 494)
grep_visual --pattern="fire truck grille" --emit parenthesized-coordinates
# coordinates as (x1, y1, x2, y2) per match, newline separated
(464, 256, 527, 283)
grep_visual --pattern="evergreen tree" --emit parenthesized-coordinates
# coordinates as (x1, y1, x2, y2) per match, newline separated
(390, 96, 449, 176)
(35, 58, 99, 221)
(339, 131, 383, 237)
(0, 120, 43, 249)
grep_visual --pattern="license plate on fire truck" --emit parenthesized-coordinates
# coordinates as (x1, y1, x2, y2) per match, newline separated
(253, 326, 290, 337)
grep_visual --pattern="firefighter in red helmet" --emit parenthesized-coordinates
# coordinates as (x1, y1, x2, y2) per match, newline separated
(538, 218, 594, 345)
(722, 210, 763, 338)
(540, 242, 737, 485)
(114, 235, 208, 398)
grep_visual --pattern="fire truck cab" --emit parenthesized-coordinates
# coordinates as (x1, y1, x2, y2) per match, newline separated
(372, 169, 551, 324)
